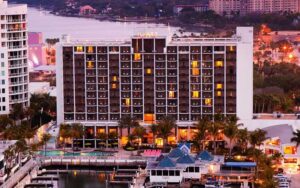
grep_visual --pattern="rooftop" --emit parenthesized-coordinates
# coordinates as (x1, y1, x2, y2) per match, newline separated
(262, 124, 294, 144)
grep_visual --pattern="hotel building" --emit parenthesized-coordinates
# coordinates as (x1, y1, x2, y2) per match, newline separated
(56, 27, 253, 147)
(0, 0, 29, 115)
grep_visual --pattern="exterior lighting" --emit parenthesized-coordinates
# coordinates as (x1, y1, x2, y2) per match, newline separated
(217, 91, 222, 97)
(288, 54, 293, 59)
(112, 76, 118, 82)
(146, 68, 152, 75)
(191, 60, 198, 68)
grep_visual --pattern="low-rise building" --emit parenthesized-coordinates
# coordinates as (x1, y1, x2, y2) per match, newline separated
(0, 140, 18, 183)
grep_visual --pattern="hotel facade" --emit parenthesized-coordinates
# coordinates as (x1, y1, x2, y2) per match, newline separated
(56, 27, 253, 147)
(0, 0, 29, 115)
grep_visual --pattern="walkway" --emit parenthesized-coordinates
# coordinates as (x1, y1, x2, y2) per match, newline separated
(0, 159, 36, 188)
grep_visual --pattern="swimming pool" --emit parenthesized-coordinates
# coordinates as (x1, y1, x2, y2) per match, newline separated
(37, 150, 114, 157)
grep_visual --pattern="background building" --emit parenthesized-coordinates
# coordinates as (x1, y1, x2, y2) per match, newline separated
(209, 0, 300, 15)
(0, 0, 29, 115)
(56, 27, 253, 147)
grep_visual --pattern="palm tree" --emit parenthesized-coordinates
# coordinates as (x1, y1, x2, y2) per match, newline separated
(40, 133, 51, 156)
(133, 126, 146, 150)
(59, 123, 72, 149)
(0, 115, 13, 132)
(15, 140, 28, 164)
(223, 118, 242, 157)
(236, 128, 249, 154)
(70, 123, 84, 151)
(150, 124, 158, 147)
(192, 117, 209, 151)
(118, 116, 140, 139)
(249, 129, 267, 149)
(97, 133, 107, 148)
(208, 120, 223, 154)
(157, 116, 176, 150)
(10, 103, 25, 125)
(291, 129, 300, 147)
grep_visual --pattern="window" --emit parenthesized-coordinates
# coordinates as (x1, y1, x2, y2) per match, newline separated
(1, 71, 4, 76)
(175, 170, 180, 176)
(111, 83, 117, 89)
(163, 170, 168, 176)
(1, 62, 4, 67)
(1, 89, 4, 93)
(1, 53, 4, 58)
(169, 170, 174, 176)
(134, 53, 141, 61)
(87, 61, 94, 68)
(2, 97, 4, 102)
(146, 68, 152, 75)
(195, 167, 200, 172)
(112, 76, 118, 82)
(87, 46, 94, 53)
(151, 170, 156, 176)
(1, 80, 4, 85)
(205, 98, 212, 106)
(168, 91, 175, 98)
(192, 68, 199, 76)
(2, 106, 5, 111)
(75, 46, 83, 52)
(191, 60, 198, 68)
(192, 91, 199, 98)
(215, 60, 223, 67)
(217, 91, 222, 97)
(125, 98, 130, 106)
(216, 84, 223, 89)
(157, 170, 162, 176)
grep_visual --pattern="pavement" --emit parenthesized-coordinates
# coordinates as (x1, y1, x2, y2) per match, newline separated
(290, 174, 300, 188)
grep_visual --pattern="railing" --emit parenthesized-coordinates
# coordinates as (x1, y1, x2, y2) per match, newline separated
(7, 19, 26, 23)
(8, 36, 26, 41)
(8, 55, 26, 60)
(0, 159, 36, 188)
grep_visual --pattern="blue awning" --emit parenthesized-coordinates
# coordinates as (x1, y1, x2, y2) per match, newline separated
(196, 150, 213, 161)
(224, 162, 256, 167)
(168, 148, 184, 158)
(158, 156, 176, 167)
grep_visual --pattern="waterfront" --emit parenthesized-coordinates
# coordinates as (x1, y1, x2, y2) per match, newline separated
(27, 7, 179, 40)
(58, 172, 126, 188)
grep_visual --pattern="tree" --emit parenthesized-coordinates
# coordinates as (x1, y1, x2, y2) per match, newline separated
(59, 123, 72, 149)
(97, 133, 107, 148)
(150, 124, 158, 147)
(249, 129, 267, 149)
(70, 123, 84, 151)
(157, 116, 176, 150)
(40, 133, 51, 156)
(118, 116, 140, 139)
(15, 140, 28, 164)
(0, 115, 13, 132)
(236, 128, 249, 154)
(223, 118, 242, 157)
(10, 103, 25, 124)
(208, 120, 224, 155)
(133, 126, 146, 150)
(192, 117, 209, 151)
(291, 129, 300, 147)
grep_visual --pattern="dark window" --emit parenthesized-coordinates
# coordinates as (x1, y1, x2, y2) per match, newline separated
(169, 170, 174, 176)
(151, 170, 156, 176)
(163, 170, 168, 176)
(157, 170, 162, 176)
(175, 170, 180, 176)
(195, 167, 200, 172)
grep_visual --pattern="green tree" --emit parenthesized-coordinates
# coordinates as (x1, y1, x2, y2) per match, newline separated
(59, 123, 72, 149)
(118, 116, 140, 138)
(291, 129, 300, 147)
(192, 117, 209, 151)
(150, 124, 158, 147)
(157, 116, 176, 150)
(0, 115, 13, 132)
(223, 118, 242, 157)
(133, 126, 146, 150)
(236, 128, 249, 154)
(249, 129, 267, 149)
(70, 123, 84, 151)
(40, 133, 51, 156)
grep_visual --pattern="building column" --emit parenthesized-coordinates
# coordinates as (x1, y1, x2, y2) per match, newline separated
(94, 125, 97, 149)
(106, 125, 109, 148)
(188, 126, 190, 141)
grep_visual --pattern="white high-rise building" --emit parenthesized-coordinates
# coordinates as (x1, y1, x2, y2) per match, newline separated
(0, 0, 29, 115)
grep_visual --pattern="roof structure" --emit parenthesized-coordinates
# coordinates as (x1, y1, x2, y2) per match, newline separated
(262, 124, 294, 144)
(156, 154, 165, 161)
(177, 154, 195, 164)
(196, 150, 214, 161)
(168, 148, 185, 158)
(158, 156, 176, 168)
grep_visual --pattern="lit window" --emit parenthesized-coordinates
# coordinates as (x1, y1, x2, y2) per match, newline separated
(191, 60, 198, 68)
(192, 91, 199, 98)
(169, 91, 175, 98)
(146, 68, 152, 75)
(112, 76, 118, 82)
(134, 53, 141, 61)
(229, 46, 235, 52)
(283, 146, 297, 154)
(144, 114, 155, 123)
(192, 68, 199, 76)
(87, 61, 94, 68)
(215, 60, 223, 67)
(217, 91, 222, 97)
(216, 84, 223, 89)
(76, 46, 83, 52)
(87, 46, 94, 53)
(205, 98, 212, 106)
(111, 83, 117, 89)
(125, 98, 130, 106)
